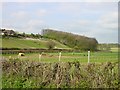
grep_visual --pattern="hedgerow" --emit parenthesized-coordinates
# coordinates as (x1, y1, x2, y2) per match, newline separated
(2, 59, 118, 88)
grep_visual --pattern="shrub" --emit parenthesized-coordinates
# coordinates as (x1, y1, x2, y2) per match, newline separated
(46, 41, 56, 50)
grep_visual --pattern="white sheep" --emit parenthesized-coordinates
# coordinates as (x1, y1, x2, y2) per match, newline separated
(18, 53, 25, 58)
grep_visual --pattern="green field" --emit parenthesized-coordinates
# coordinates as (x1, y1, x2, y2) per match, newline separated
(2, 52, 118, 63)
(110, 48, 118, 52)
(2, 38, 70, 49)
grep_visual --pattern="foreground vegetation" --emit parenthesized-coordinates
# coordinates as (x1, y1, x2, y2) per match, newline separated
(2, 59, 118, 88)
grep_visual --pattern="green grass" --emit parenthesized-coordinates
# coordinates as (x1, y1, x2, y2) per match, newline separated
(2, 38, 70, 49)
(110, 48, 118, 52)
(2, 52, 118, 63)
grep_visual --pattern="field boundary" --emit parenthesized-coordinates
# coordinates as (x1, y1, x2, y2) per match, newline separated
(2, 49, 74, 54)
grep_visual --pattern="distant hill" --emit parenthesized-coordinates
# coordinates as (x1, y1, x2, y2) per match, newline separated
(42, 29, 98, 51)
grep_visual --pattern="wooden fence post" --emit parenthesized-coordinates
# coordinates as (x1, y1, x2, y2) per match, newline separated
(39, 54, 42, 61)
(59, 52, 61, 61)
(88, 51, 90, 63)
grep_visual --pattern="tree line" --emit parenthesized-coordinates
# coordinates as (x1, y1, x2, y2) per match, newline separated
(2, 32, 42, 39)
(42, 29, 98, 51)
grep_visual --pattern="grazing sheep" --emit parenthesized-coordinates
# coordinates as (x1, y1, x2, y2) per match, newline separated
(49, 54, 53, 57)
(18, 53, 25, 57)
(8, 56, 12, 59)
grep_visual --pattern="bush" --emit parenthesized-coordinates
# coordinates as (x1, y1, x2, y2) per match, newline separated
(46, 41, 56, 50)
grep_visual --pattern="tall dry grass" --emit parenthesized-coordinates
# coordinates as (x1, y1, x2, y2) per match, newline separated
(2, 58, 119, 88)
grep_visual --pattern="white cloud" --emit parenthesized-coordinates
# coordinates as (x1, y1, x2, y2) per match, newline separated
(63, 19, 91, 32)
(12, 11, 28, 20)
(0, 3, 2, 27)
(57, 2, 85, 11)
(27, 19, 44, 26)
(37, 9, 47, 16)
(77, 20, 90, 26)
(57, 2, 117, 19)
(2, 14, 44, 33)
(97, 12, 118, 30)
(0, 2, 2, 9)
(17, 19, 45, 33)
(101, 12, 117, 22)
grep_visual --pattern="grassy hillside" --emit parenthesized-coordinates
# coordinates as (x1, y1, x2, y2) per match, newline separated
(2, 38, 70, 49)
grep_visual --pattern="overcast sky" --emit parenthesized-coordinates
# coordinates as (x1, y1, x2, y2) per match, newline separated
(1, 0, 119, 43)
